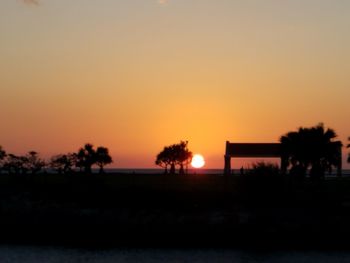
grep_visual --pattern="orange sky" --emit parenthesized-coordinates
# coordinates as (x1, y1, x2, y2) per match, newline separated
(0, 0, 349, 168)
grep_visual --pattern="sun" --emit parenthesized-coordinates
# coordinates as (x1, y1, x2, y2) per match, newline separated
(191, 154, 205, 168)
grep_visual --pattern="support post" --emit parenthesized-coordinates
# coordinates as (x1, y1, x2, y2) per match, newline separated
(224, 141, 231, 175)
(224, 155, 231, 176)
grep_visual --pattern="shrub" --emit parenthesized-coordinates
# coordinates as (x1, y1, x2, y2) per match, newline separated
(248, 162, 280, 177)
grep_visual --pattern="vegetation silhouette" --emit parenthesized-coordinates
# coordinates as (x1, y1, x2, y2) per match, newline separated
(155, 147, 172, 174)
(76, 144, 96, 174)
(0, 143, 112, 175)
(50, 153, 76, 174)
(0, 151, 46, 175)
(248, 161, 280, 177)
(348, 137, 350, 163)
(95, 147, 113, 174)
(0, 126, 349, 248)
(26, 151, 46, 174)
(280, 123, 342, 180)
(74, 143, 113, 174)
(4, 153, 32, 175)
(155, 141, 192, 175)
(0, 146, 6, 173)
(241, 161, 284, 202)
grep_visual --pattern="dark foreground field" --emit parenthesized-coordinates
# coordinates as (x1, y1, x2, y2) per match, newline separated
(0, 173, 350, 249)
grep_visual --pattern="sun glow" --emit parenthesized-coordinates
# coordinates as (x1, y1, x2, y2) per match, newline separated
(191, 154, 205, 169)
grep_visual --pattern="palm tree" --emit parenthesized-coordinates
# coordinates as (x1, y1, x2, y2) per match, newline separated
(95, 147, 113, 174)
(280, 129, 308, 176)
(280, 123, 342, 179)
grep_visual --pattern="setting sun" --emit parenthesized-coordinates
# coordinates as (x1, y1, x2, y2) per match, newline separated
(191, 154, 205, 169)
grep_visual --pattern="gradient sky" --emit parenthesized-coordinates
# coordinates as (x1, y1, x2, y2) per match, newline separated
(1, 0, 349, 168)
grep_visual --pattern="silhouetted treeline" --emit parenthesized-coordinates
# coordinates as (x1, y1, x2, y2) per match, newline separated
(0, 123, 348, 178)
(0, 150, 45, 175)
(0, 123, 349, 247)
(0, 143, 112, 175)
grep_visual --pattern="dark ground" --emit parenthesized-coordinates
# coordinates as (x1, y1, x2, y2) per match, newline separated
(0, 173, 350, 249)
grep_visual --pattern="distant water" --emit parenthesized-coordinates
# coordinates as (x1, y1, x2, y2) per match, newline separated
(103, 168, 350, 176)
(103, 168, 225, 175)
(1, 246, 350, 263)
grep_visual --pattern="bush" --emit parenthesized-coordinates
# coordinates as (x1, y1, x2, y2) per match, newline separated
(237, 162, 283, 203)
(248, 162, 280, 177)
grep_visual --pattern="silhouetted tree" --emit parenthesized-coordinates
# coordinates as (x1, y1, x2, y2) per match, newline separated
(50, 153, 75, 174)
(174, 141, 192, 175)
(72, 152, 83, 172)
(2, 151, 45, 175)
(3, 154, 25, 175)
(348, 137, 350, 164)
(155, 141, 192, 175)
(168, 145, 177, 175)
(76, 143, 96, 174)
(280, 123, 342, 180)
(155, 146, 172, 174)
(0, 146, 6, 161)
(25, 151, 46, 174)
(0, 146, 6, 173)
(74, 144, 112, 174)
(95, 147, 113, 174)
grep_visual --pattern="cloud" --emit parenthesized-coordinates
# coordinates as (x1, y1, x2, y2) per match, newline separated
(21, 0, 39, 5)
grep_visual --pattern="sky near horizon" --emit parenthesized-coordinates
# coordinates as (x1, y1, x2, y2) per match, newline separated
(1, 0, 349, 168)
